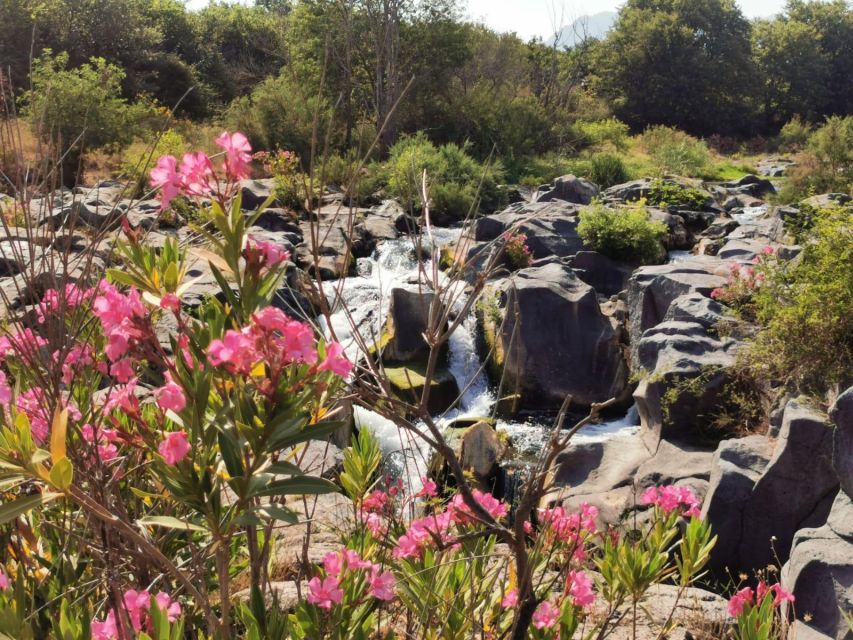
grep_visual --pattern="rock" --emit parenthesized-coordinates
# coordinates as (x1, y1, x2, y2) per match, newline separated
(569, 251, 634, 297)
(385, 361, 459, 415)
(474, 201, 585, 260)
(123, 199, 164, 229)
(782, 491, 853, 640)
(830, 387, 853, 498)
(801, 193, 852, 210)
(482, 262, 628, 409)
(369, 200, 417, 234)
(233, 581, 306, 609)
(241, 178, 278, 209)
(294, 440, 344, 479)
(723, 194, 766, 211)
(738, 399, 838, 570)
(625, 257, 727, 371)
(647, 207, 690, 250)
(295, 212, 373, 279)
(702, 435, 773, 572)
(601, 176, 711, 206)
(533, 174, 598, 205)
(722, 174, 775, 198)
(381, 289, 438, 362)
(436, 421, 505, 481)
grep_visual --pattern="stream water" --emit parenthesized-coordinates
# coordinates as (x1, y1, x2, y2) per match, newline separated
(319, 230, 640, 495)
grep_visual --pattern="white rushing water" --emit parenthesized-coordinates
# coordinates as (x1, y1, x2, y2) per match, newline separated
(321, 231, 641, 491)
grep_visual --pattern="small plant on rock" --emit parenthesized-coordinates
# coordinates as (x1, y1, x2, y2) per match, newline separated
(502, 230, 533, 269)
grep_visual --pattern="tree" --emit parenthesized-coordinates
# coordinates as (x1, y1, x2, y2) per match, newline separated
(784, 0, 853, 118)
(751, 17, 829, 128)
(594, 0, 755, 135)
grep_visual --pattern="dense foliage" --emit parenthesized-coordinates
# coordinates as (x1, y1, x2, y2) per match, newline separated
(577, 203, 668, 265)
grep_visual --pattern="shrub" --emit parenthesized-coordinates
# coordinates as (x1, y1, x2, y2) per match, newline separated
(20, 51, 154, 180)
(777, 116, 853, 202)
(644, 179, 710, 210)
(572, 118, 630, 151)
(121, 128, 188, 191)
(588, 152, 629, 188)
(501, 231, 532, 270)
(777, 115, 813, 152)
(385, 133, 506, 219)
(517, 154, 584, 189)
(577, 203, 667, 264)
(640, 125, 711, 177)
(748, 205, 853, 393)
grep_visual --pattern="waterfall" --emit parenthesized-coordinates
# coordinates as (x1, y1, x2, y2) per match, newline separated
(320, 232, 641, 492)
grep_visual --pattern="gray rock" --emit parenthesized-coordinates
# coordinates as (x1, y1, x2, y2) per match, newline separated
(483, 262, 628, 409)
(738, 400, 838, 570)
(626, 257, 727, 371)
(240, 178, 278, 209)
(569, 251, 634, 297)
(782, 491, 853, 640)
(382, 288, 439, 362)
(830, 387, 853, 499)
(801, 193, 852, 209)
(533, 174, 598, 205)
(474, 201, 585, 260)
(721, 174, 775, 198)
(702, 435, 772, 572)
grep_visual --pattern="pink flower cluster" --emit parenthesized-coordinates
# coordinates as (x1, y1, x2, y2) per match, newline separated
(0, 569, 9, 590)
(207, 306, 351, 379)
(91, 589, 181, 640)
(307, 549, 396, 609)
(640, 485, 701, 518)
(149, 132, 253, 210)
(36, 283, 94, 325)
(501, 230, 533, 268)
(0, 328, 48, 362)
(81, 424, 120, 462)
(710, 252, 770, 304)
(244, 236, 289, 271)
(393, 490, 508, 560)
(92, 280, 147, 365)
(727, 581, 794, 617)
(530, 570, 596, 630)
(159, 431, 191, 465)
(15, 388, 81, 445)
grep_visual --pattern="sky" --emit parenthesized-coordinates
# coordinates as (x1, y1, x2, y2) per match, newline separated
(464, 0, 789, 40)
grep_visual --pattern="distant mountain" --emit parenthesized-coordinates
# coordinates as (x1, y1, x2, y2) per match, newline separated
(551, 11, 616, 48)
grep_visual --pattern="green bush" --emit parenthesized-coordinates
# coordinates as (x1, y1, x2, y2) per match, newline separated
(121, 129, 188, 190)
(385, 133, 506, 219)
(777, 115, 813, 152)
(640, 125, 711, 177)
(577, 202, 667, 264)
(572, 118, 630, 151)
(777, 116, 853, 202)
(588, 153, 629, 188)
(644, 179, 710, 210)
(749, 205, 853, 393)
(517, 154, 584, 189)
(21, 51, 150, 155)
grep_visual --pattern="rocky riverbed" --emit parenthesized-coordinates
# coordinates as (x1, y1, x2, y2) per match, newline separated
(2, 171, 850, 639)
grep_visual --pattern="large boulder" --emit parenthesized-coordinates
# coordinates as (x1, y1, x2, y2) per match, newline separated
(782, 491, 853, 640)
(720, 174, 776, 198)
(481, 261, 628, 409)
(701, 435, 773, 573)
(626, 258, 727, 371)
(829, 386, 853, 499)
(739, 400, 838, 569)
(381, 288, 439, 362)
(533, 174, 598, 205)
(569, 251, 634, 297)
(474, 201, 585, 260)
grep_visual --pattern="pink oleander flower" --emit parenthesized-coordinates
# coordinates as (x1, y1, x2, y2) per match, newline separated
(37, 283, 93, 324)
(159, 431, 191, 465)
(216, 131, 253, 181)
(318, 341, 353, 378)
(307, 576, 343, 609)
(417, 477, 438, 498)
(81, 424, 119, 462)
(757, 581, 795, 607)
(0, 569, 9, 590)
(154, 592, 182, 622)
(155, 381, 186, 413)
(323, 551, 343, 577)
(641, 485, 701, 518)
(761, 245, 775, 255)
(532, 600, 559, 629)
(368, 569, 396, 601)
(364, 511, 385, 536)
(208, 329, 256, 374)
(16, 389, 81, 444)
(104, 380, 140, 414)
(728, 586, 754, 617)
(280, 320, 317, 364)
(179, 152, 215, 197)
(362, 490, 388, 513)
(150, 155, 183, 210)
(110, 358, 135, 383)
(501, 588, 518, 608)
(91, 612, 119, 640)
(393, 511, 455, 559)
(449, 490, 508, 525)
(566, 570, 595, 608)
(160, 293, 181, 313)
(245, 236, 289, 269)
(0, 370, 11, 405)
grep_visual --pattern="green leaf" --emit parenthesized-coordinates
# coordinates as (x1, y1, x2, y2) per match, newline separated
(49, 457, 73, 491)
(253, 476, 339, 498)
(266, 460, 304, 476)
(255, 505, 298, 524)
(138, 516, 209, 532)
(0, 492, 60, 526)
